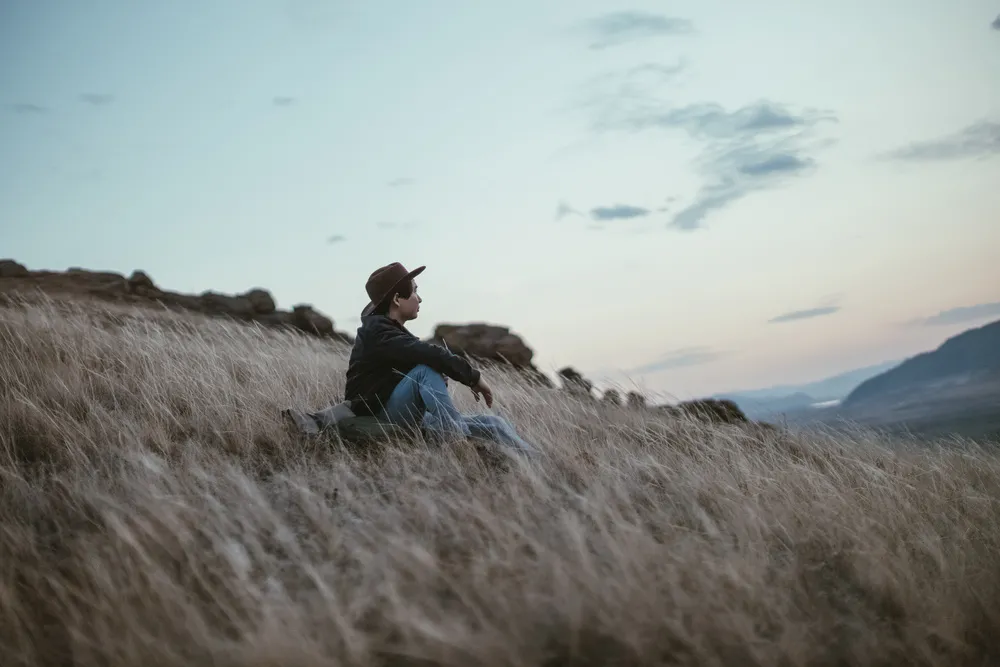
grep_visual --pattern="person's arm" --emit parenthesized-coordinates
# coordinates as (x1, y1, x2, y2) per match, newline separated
(370, 322, 481, 387)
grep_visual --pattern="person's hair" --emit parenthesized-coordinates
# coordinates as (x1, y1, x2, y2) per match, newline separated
(373, 279, 414, 316)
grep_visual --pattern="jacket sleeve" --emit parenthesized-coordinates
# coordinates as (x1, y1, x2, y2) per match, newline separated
(370, 323, 481, 387)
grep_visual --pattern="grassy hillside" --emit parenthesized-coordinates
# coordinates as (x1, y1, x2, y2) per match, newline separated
(3, 296, 1000, 666)
(845, 319, 1000, 406)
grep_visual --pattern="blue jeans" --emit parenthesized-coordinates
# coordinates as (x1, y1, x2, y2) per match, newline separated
(378, 365, 537, 455)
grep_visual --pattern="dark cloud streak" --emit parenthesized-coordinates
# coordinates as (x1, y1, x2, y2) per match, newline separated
(606, 101, 836, 230)
(769, 305, 840, 324)
(584, 11, 694, 49)
(8, 103, 46, 114)
(590, 204, 650, 221)
(80, 93, 115, 106)
(914, 302, 1000, 326)
(628, 347, 724, 374)
(882, 120, 1000, 162)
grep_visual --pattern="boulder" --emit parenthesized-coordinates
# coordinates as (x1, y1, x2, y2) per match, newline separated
(291, 305, 335, 337)
(127, 270, 155, 292)
(662, 398, 748, 425)
(0, 259, 351, 343)
(558, 366, 594, 399)
(0, 259, 29, 278)
(255, 311, 295, 329)
(58, 268, 129, 295)
(67, 268, 126, 284)
(244, 288, 276, 315)
(626, 391, 647, 410)
(200, 291, 256, 318)
(159, 293, 205, 311)
(430, 323, 535, 368)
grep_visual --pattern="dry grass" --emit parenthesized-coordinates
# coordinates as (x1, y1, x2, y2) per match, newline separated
(2, 296, 1000, 666)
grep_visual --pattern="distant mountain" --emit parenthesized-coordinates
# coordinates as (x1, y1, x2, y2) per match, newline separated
(715, 360, 901, 419)
(843, 318, 1000, 407)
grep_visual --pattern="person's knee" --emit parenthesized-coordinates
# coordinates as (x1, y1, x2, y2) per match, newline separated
(408, 364, 443, 381)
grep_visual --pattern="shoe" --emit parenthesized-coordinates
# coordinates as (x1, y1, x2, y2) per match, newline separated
(281, 408, 320, 436)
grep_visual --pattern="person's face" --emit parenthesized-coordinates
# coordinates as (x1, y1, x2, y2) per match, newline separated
(394, 281, 422, 321)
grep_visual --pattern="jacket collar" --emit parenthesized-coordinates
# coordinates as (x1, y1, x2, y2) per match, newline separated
(362, 314, 408, 331)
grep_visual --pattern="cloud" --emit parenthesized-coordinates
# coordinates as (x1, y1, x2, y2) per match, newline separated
(913, 302, 1000, 326)
(387, 177, 414, 187)
(589, 204, 650, 221)
(614, 102, 829, 137)
(583, 11, 694, 50)
(327, 234, 346, 244)
(572, 60, 687, 127)
(8, 103, 46, 114)
(273, 96, 296, 107)
(80, 93, 115, 106)
(882, 120, 1000, 162)
(628, 347, 725, 375)
(597, 100, 837, 230)
(768, 305, 840, 324)
(992, 14, 1000, 30)
(555, 200, 584, 221)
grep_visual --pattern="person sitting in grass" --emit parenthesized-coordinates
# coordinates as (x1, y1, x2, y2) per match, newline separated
(342, 261, 537, 455)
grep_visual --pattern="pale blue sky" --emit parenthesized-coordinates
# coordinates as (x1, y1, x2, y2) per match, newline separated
(2, 0, 999, 399)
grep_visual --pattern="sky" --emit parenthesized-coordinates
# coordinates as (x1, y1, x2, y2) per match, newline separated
(2, 0, 1000, 401)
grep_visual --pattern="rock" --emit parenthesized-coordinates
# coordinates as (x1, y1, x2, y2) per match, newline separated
(663, 398, 748, 425)
(159, 293, 205, 311)
(200, 291, 256, 318)
(127, 270, 155, 292)
(626, 391, 647, 410)
(68, 268, 126, 284)
(558, 367, 594, 399)
(522, 368, 554, 388)
(291, 305, 335, 337)
(430, 323, 535, 368)
(0, 259, 29, 278)
(255, 311, 295, 328)
(0, 259, 351, 343)
(61, 268, 129, 295)
(244, 288, 276, 315)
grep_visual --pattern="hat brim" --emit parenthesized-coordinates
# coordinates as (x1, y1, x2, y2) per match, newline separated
(360, 265, 426, 317)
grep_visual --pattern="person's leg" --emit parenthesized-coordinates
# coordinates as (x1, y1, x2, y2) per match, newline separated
(463, 414, 537, 455)
(380, 365, 471, 438)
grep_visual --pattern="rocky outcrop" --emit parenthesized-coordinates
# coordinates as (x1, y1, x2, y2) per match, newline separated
(291, 305, 336, 338)
(558, 367, 594, 399)
(0, 259, 30, 278)
(429, 324, 534, 367)
(661, 398, 749, 425)
(626, 391, 647, 410)
(426, 323, 551, 386)
(0, 259, 350, 343)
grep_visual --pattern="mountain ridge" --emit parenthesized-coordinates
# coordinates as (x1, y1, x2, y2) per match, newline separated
(844, 318, 1000, 407)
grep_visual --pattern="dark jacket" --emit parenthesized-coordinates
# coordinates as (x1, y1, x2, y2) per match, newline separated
(343, 315, 481, 416)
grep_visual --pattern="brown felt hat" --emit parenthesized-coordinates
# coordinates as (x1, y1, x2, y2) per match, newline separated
(361, 262, 426, 317)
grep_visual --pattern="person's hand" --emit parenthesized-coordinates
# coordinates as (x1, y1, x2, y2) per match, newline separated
(471, 377, 494, 408)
